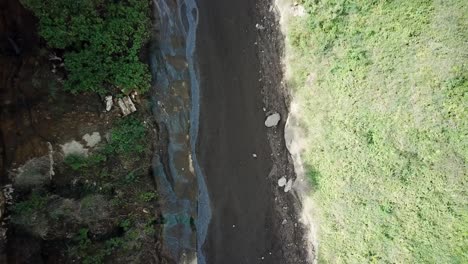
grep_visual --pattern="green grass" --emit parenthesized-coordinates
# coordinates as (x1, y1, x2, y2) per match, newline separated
(286, 0, 467, 262)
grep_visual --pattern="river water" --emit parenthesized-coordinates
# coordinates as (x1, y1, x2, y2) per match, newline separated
(149, 0, 210, 263)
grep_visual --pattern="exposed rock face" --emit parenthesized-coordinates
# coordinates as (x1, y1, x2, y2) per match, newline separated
(79, 195, 118, 237)
(12, 156, 51, 190)
(82, 132, 101, 148)
(11, 194, 118, 240)
(61, 140, 89, 157)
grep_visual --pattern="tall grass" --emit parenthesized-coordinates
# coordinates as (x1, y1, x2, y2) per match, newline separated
(285, 0, 467, 262)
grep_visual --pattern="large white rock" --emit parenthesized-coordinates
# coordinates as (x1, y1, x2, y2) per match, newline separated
(105, 96, 113, 111)
(284, 179, 293, 193)
(61, 140, 88, 157)
(278, 177, 287, 187)
(117, 96, 137, 116)
(83, 132, 101, 148)
(265, 113, 281, 127)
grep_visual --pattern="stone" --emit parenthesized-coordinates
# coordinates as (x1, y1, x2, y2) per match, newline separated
(265, 113, 281, 127)
(61, 140, 88, 157)
(284, 179, 293, 193)
(278, 177, 287, 187)
(12, 157, 52, 190)
(47, 142, 54, 178)
(80, 195, 118, 237)
(10, 194, 118, 240)
(105, 96, 113, 111)
(0, 192, 5, 222)
(82, 132, 101, 148)
(117, 96, 137, 116)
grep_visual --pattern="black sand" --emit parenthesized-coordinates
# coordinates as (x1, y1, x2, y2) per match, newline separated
(196, 0, 308, 263)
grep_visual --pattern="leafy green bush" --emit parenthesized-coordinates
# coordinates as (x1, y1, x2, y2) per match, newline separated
(138, 191, 157, 202)
(74, 228, 92, 251)
(21, 0, 151, 94)
(105, 117, 147, 155)
(11, 192, 48, 215)
(119, 218, 132, 232)
(64, 153, 106, 171)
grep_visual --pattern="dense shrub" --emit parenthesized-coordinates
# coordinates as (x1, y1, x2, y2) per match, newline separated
(21, 0, 151, 94)
(105, 117, 147, 155)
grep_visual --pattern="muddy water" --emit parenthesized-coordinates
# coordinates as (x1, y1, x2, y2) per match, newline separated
(149, 0, 210, 262)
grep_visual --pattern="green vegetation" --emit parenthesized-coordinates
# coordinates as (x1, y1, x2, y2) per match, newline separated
(71, 228, 114, 264)
(69, 223, 150, 264)
(105, 117, 147, 155)
(64, 153, 106, 171)
(123, 170, 140, 184)
(138, 191, 157, 202)
(119, 218, 132, 232)
(11, 192, 47, 215)
(287, 0, 467, 262)
(21, 0, 151, 94)
(63, 117, 147, 175)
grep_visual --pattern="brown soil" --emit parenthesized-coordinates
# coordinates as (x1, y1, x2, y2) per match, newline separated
(0, 1, 167, 263)
(0, 0, 109, 183)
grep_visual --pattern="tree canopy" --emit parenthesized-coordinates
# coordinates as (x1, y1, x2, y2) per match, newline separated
(22, 0, 151, 94)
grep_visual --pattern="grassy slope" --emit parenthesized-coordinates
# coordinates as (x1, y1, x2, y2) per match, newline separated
(286, 0, 467, 263)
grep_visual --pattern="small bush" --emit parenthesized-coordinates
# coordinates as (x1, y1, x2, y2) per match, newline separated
(105, 117, 147, 155)
(11, 192, 48, 215)
(123, 171, 139, 184)
(119, 218, 132, 232)
(64, 153, 106, 171)
(74, 228, 91, 251)
(138, 191, 157, 202)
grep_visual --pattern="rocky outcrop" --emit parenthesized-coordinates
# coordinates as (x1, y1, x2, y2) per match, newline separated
(11, 156, 51, 190)
(11, 194, 118, 240)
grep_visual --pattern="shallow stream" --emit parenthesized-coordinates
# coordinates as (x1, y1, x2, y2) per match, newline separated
(149, 0, 210, 262)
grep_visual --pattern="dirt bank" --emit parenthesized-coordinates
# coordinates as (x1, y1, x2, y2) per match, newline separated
(196, 0, 309, 263)
(0, 1, 170, 263)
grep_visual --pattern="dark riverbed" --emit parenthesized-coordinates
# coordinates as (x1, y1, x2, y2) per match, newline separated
(196, 0, 307, 263)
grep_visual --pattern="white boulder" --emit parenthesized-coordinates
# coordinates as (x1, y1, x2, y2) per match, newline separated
(265, 113, 281, 127)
